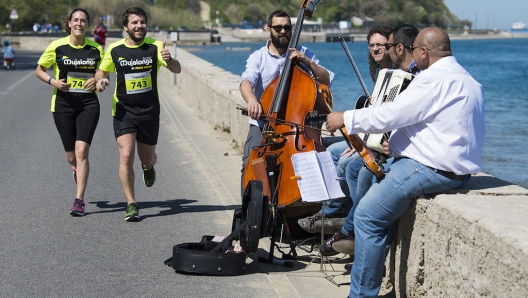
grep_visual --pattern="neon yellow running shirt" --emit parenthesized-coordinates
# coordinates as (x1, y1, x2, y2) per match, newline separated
(99, 37, 167, 118)
(37, 37, 103, 112)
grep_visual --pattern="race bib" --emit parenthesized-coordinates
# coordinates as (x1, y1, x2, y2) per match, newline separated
(67, 72, 91, 93)
(124, 71, 153, 94)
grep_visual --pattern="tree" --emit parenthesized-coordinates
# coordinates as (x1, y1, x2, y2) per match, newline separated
(0, 0, 75, 32)
(225, 4, 243, 24)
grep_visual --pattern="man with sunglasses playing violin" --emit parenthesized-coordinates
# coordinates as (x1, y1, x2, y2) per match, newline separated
(326, 27, 484, 298)
(239, 9, 334, 198)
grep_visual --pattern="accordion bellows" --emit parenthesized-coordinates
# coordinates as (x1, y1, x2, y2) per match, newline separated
(357, 69, 414, 154)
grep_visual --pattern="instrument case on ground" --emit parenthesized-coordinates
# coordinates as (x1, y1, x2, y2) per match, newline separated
(164, 180, 268, 276)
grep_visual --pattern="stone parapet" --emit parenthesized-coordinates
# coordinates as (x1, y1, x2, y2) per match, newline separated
(161, 48, 528, 297)
(387, 173, 528, 297)
(168, 48, 249, 146)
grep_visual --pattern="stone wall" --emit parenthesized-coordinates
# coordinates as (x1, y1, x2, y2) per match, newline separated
(168, 48, 249, 147)
(388, 175, 528, 297)
(164, 48, 528, 297)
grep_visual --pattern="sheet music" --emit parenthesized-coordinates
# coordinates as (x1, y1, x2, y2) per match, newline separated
(291, 152, 328, 202)
(291, 151, 346, 202)
(316, 151, 346, 200)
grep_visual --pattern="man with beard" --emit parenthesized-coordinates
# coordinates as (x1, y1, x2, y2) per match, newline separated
(239, 10, 334, 198)
(95, 7, 181, 221)
(385, 24, 420, 74)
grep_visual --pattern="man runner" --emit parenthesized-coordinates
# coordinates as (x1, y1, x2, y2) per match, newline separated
(95, 7, 181, 221)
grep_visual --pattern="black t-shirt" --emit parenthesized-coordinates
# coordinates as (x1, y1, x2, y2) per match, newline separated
(99, 37, 167, 119)
(37, 37, 103, 112)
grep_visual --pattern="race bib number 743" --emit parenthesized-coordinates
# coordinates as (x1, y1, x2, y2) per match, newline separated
(124, 71, 153, 94)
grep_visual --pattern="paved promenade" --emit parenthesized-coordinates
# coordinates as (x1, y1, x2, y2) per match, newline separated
(0, 51, 353, 297)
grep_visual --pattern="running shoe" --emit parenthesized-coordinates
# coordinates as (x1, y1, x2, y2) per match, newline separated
(72, 166, 77, 184)
(125, 202, 140, 221)
(142, 164, 156, 187)
(69, 198, 85, 216)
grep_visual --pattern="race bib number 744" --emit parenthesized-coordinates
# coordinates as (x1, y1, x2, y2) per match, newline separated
(67, 72, 91, 93)
(124, 71, 153, 94)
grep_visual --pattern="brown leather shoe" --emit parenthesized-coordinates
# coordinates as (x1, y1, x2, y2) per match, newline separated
(332, 236, 355, 255)
(319, 230, 350, 256)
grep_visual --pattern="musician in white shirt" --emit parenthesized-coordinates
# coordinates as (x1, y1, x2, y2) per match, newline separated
(326, 27, 485, 298)
(322, 25, 422, 258)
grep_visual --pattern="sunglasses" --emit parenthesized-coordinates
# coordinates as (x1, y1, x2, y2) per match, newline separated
(410, 45, 431, 53)
(270, 25, 292, 32)
(383, 43, 399, 50)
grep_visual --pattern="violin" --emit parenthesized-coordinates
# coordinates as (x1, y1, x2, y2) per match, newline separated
(339, 128, 385, 179)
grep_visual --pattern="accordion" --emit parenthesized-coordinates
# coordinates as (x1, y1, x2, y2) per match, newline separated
(357, 69, 414, 154)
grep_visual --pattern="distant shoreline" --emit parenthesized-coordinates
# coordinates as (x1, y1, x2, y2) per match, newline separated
(448, 30, 528, 40)
(215, 28, 528, 43)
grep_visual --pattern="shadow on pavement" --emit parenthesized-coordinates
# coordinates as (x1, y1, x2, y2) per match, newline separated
(87, 199, 239, 219)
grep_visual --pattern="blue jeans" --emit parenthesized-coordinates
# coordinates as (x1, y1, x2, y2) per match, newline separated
(342, 157, 394, 235)
(349, 157, 470, 297)
(321, 141, 354, 216)
(340, 156, 367, 236)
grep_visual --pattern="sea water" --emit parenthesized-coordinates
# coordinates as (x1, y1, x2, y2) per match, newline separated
(181, 38, 528, 187)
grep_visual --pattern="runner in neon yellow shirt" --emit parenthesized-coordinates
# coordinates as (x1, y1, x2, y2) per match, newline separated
(35, 8, 104, 216)
(95, 7, 181, 221)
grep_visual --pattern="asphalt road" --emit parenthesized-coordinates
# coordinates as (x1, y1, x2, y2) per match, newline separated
(0, 51, 352, 297)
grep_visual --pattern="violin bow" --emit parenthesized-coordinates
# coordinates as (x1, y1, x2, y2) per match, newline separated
(338, 35, 371, 99)
(334, 35, 385, 178)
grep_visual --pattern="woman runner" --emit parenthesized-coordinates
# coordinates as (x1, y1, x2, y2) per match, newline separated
(35, 8, 104, 216)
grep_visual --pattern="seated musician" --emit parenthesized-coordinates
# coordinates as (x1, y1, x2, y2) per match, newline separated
(239, 9, 334, 199)
(320, 24, 422, 257)
(326, 27, 484, 297)
(298, 25, 393, 234)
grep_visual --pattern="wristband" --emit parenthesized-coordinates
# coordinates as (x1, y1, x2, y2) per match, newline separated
(47, 77, 52, 84)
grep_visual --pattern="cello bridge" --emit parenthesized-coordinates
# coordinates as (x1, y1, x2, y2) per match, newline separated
(262, 131, 288, 143)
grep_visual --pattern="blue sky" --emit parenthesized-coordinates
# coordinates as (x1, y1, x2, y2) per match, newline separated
(443, 0, 527, 30)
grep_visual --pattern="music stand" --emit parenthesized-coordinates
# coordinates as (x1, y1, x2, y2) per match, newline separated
(290, 151, 348, 286)
(300, 199, 346, 287)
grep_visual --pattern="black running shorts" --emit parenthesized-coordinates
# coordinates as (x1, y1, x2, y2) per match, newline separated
(113, 117, 159, 145)
(53, 108, 100, 152)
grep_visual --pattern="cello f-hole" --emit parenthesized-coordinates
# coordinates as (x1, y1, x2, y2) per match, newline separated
(293, 125, 302, 151)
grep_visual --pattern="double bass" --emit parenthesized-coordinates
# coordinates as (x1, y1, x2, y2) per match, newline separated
(242, 0, 331, 216)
